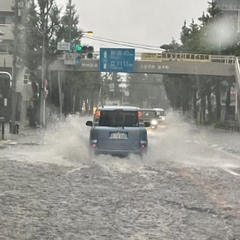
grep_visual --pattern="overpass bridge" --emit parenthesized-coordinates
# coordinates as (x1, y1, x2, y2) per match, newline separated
(49, 53, 236, 77)
(49, 52, 240, 121)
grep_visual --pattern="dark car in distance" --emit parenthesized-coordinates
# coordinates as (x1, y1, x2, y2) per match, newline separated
(86, 105, 150, 158)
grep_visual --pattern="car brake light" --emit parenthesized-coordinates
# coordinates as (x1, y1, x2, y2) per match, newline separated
(141, 144, 145, 148)
(138, 111, 142, 117)
(95, 111, 100, 117)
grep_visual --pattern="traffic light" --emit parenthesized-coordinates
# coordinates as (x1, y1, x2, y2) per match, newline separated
(75, 44, 82, 53)
(75, 44, 94, 59)
(87, 46, 94, 59)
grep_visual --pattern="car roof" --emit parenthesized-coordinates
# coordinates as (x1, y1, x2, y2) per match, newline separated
(153, 108, 164, 110)
(141, 108, 157, 111)
(97, 105, 140, 111)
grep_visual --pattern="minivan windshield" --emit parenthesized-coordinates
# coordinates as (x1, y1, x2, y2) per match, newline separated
(99, 110, 139, 127)
(142, 110, 157, 119)
(157, 110, 165, 116)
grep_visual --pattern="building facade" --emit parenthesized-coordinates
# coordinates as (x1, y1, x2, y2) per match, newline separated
(0, 0, 33, 123)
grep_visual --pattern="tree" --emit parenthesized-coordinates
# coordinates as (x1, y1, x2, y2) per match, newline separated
(127, 73, 167, 108)
(23, 0, 62, 122)
(52, 0, 86, 115)
(56, 0, 82, 42)
(127, 73, 148, 107)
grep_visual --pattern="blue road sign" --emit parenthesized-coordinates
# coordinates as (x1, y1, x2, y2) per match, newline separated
(75, 56, 81, 68)
(99, 48, 135, 72)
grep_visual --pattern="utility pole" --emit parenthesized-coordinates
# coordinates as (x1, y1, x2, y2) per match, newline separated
(10, 0, 19, 133)
(40, 1, 48, 127)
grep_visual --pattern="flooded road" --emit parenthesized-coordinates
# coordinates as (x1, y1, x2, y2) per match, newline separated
(0, 114, 240, 239)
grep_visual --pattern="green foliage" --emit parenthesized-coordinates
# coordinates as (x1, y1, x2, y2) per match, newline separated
(21, 0, 92, 115)
(164, 0, 238, 122)
(127, 73, 167, 108)
(213, 121, 226, 129)
(56, 0, 82, 42)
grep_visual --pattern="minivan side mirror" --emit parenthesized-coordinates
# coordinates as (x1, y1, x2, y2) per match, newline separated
(86, 121, 93, 127)
(144, 122, 151, 128)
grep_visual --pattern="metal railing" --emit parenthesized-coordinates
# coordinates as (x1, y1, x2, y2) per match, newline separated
(215, 120, 240, 132)
(57, 52, 238, 65)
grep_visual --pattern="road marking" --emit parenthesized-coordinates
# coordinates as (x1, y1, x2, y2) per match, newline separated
(175, 166, 235, 211)
(222, 168, 240, 176)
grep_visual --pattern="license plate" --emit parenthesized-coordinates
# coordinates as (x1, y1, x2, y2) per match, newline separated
(111, 132, 127, 139)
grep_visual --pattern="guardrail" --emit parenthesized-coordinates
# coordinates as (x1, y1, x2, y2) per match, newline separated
(215, 120, 240, 132)
(57, 52, 238, 65)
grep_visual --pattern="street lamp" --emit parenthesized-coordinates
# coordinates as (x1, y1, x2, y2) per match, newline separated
(85, 31, 93, 35)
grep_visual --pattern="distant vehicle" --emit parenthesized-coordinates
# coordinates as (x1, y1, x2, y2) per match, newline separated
(86, 105, 151, 158)
(153, 108, 166, 123)
(141, 108, 158, 129)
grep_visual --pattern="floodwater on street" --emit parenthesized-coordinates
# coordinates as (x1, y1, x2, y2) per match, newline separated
(0, 112, 240, 239)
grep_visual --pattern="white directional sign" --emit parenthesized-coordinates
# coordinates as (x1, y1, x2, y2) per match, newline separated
(57, 42, 71, 51)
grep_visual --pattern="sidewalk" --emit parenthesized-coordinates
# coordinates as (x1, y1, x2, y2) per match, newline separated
(0, 123, 42, 143)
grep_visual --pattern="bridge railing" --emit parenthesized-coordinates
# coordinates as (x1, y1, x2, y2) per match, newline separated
(210, 55, 236, 64)
(57, 51, 238, 65)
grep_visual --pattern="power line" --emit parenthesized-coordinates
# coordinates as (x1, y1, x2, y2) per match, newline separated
(83, 36, 162, 51)
(84, 35, 161, 48)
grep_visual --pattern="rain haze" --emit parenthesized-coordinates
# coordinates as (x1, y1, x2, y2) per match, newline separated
(2, 0, 240, 238)
(56, 0, 209, 51)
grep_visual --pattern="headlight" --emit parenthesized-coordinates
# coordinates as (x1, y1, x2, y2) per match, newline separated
(162, 117, 165, 121)
(151, 120, 157, 125)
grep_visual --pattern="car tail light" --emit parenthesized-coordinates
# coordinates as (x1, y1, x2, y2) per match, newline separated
(92, 143, 96, 147)
(95, 111, 100, 117)
(138, 111, 142, 117)
(141, 144, 145, 148)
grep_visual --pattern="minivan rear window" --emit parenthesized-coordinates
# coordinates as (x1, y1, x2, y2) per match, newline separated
(99, 110, 139, 127)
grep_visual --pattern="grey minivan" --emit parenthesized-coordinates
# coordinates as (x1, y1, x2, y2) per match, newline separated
(86, 106, 150, 158)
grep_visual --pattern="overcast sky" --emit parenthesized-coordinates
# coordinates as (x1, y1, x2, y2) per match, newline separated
(55, 0, 209, 52)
